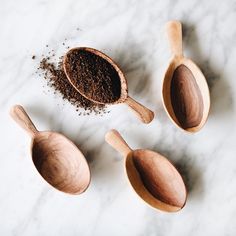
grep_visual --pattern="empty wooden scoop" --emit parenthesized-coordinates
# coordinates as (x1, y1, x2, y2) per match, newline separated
(10, 105, 90, 194)
(105, 129, 187, 212)
(63, 47, 154, 124)
(162, 21, 210, 132)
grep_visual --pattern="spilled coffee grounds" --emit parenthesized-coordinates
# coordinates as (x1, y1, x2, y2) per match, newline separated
(64, 49, 121, 103)
(37, 54, 106, 115)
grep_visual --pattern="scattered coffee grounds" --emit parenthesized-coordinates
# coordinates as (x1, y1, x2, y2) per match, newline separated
(32, 55, 36, 60)
(64, 50, 121, 103)
(36, 48, 106, 115)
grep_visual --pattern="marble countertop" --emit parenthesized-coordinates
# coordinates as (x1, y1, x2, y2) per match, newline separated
(1, 0, 236, 235)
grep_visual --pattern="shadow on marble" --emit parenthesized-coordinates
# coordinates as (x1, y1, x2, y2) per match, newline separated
(111, 45, 153, 101)
(174, 159, 203, 200)
(25, 104, 90, 154)
(182, 22, 234, 120)
(88, 152, 122, 184)
(26, 105, 59, 131)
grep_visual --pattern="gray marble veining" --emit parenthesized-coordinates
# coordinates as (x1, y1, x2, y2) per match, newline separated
(0, 0, 236, 235)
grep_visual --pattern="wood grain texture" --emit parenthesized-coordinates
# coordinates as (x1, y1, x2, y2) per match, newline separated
(64, 47, 154, 124)
(10, 105, 38, 137)
(10, 105, 90, 194)
(32, 132, 90, 194)
(162, 20, 210, 132)
(166, 21, 183, 57)
(131, 150, 186, 208)
(105, 129, 132, 157)
(171, 65, 204, 129)
(125, 96, 154, 124)
(105, 129, 187, 212)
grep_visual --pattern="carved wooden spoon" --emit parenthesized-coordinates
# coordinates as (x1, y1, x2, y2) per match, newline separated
(105, 129, 187, 212)
(63, 47, 154, 124)
(162, 21, 210, 132)
(10, 105, 90, 194)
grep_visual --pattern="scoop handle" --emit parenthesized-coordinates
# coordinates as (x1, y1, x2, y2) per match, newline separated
(105, 129, 132, 157)
(10, 105, 38, 137)
(125, 96, 154, 124)
(166, 20, 183, 57)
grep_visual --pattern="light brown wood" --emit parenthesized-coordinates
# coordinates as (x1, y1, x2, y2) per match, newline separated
(162, 21, 210, 132)
(105, 129, 132, 157)
(105, 129, 187, 212)
(10, 105, 90, 194)
(10, 105, 38, 137)
(125, 96, 154, 124)
(166, 20, 182, 57)
(63, 47, 154, 124)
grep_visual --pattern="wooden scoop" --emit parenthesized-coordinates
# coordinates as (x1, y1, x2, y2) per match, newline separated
(105, 129, 187, 212)
(10, 105, 90, 194)
(162, 21, 210, 132)
(63, 47, 154, 124)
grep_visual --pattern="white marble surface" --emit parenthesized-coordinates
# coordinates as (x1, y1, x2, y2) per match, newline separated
(1, 0, 236, 235)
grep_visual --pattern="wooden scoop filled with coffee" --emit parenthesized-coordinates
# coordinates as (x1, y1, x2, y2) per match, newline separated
(63, 47, 154, 124)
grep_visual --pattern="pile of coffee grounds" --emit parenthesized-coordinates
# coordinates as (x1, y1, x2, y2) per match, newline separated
(36, 52, 106, 115)
(64, 49, 121, 103)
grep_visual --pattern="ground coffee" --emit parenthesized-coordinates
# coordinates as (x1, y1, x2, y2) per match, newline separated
(64, 50, 121, 103)
(37, 52, 106, 115)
